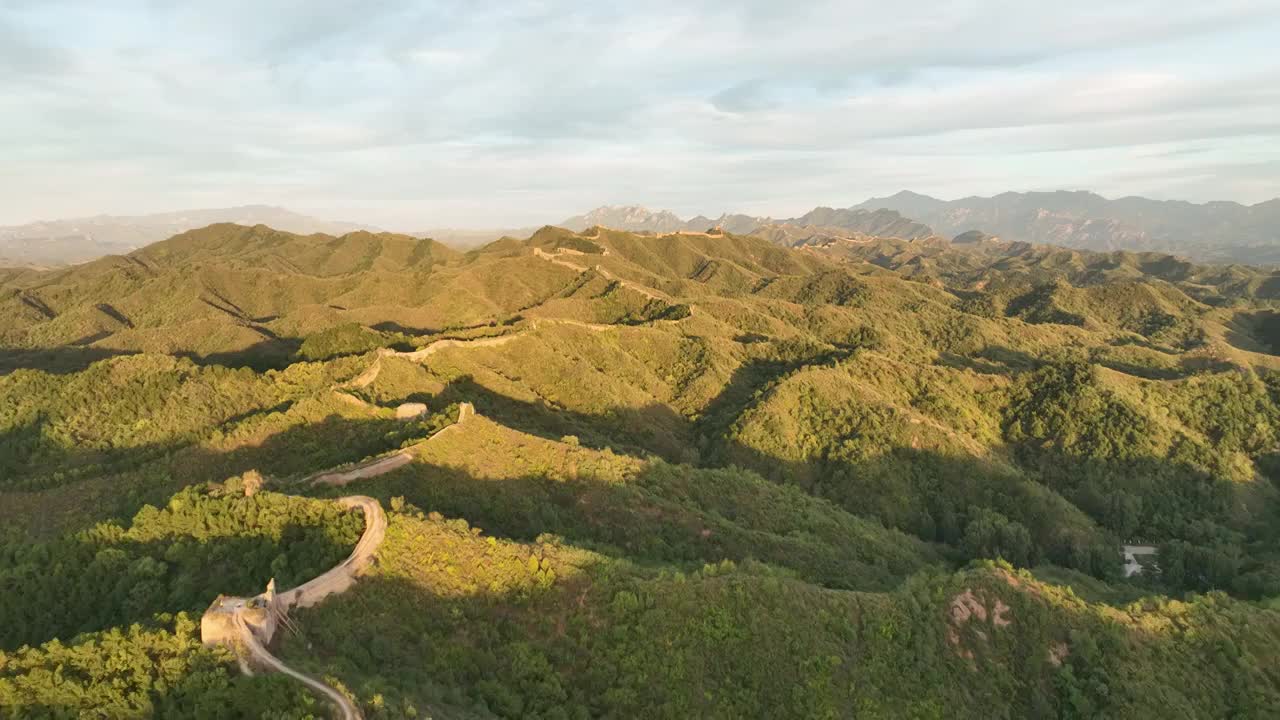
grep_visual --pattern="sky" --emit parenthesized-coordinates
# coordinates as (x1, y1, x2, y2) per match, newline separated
(2, 0, 1279, 229)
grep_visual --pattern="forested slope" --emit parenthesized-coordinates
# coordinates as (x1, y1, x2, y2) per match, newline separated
(2, 222, 1280, 717)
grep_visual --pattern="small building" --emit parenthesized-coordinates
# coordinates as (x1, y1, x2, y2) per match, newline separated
(1122, 545, 1158, 577)
(201, 580, 281, 652)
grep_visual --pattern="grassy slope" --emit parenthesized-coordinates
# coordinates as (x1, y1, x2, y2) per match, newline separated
(3, 224, 1280, 716)
(330, 413, 943, 590)
(281, 508, 1280, 720)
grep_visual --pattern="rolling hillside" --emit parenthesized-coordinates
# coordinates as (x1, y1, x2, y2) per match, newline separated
(3, 222, 1280, 717)
(0, 206, 379, 268)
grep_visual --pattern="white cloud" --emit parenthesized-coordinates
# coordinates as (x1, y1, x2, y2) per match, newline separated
(1, 0, 1278, 226)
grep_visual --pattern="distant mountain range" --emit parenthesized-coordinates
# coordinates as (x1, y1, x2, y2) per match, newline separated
(7, 191, 1279, 269)
(558, 205, 932, 241)
(0, 206, 378, 267)
(854, 191, 1280, 264)
(409, 227, 541, 249)
(561, 206, 694, 234)
(558, 192, 1280, 264)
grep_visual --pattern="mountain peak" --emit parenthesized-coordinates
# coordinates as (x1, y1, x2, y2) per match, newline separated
(853, 191, 948, 216)
(887, 190, 943, 202)
(789, 206, 935, 240)
(560, 205, 686, 233)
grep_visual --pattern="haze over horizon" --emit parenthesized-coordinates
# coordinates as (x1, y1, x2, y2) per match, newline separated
(4, 1, 1279, 228)
(6, 188, 1280, 236)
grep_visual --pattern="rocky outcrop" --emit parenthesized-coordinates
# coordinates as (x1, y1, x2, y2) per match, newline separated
(395, 402, 428, 419)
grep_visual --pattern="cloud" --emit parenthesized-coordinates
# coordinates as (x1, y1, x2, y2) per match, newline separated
(0, 15, 71, 77)
(1, 0, 1278, 226)
(711, 81, 777, 114)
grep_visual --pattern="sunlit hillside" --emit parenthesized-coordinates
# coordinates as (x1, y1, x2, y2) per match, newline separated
(3, 223, 1280, 717)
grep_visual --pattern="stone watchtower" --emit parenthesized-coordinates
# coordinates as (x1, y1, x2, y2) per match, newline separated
(200, 578, 282, 653)
(199, 594, 242, 648)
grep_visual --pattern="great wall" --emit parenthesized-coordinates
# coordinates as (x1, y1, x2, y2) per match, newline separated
(533, 246, 671, 301)
(304, 402, 475, 487)
(201, 403, 476, 718)
(197, 245, 691, 717)
(201, 495, 384, 720)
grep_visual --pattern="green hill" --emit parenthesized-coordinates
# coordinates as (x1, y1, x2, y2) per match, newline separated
(0, 224, 566, 368)
(276, 512, 1280, 719)
(2, 222, 1280, 717)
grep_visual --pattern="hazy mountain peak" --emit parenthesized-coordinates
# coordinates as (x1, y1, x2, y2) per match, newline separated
(0, 207, 380, 268)
(559, 203, 935, 239)
(789, 207, 934, 240)
(887, 190, 943, 202)
(854, 190, 1280, 263)
(561, 205, 686, 233)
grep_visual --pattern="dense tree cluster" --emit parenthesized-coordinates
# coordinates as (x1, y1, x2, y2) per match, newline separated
(354, 458, 941, 592)
(283, 514, 1280, 720)
(0, 355, 357, 491)
(0, 614, 318, 718)
(0, 484, 361, 650)
(723, 358, 1119, 577)
(1006, 282, 1087, 327)
(0, 357, 265, 488)
(297, 323, 399, 362)
(1002, 359, 1280, 595)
